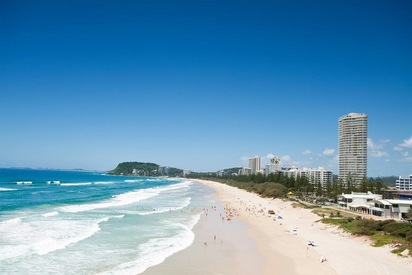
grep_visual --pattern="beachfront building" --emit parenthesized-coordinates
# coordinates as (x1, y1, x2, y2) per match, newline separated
(338, 191, 412, 220)
(283, 167, 333, 188)
(371, 199, 412, 220)
(396, 175, 412, 191)
(305, 167, 333, 187)
(217, 170, 225, 177)
(338, 113, 368, 186)
(158, 166, 170, 176)
(338, 191, 383, 214)
(248, 156, 261, 174)
(264, 156, 281, 176)
(239, 167, 252, 176)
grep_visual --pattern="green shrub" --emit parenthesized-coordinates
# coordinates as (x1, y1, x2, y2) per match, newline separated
(382, 222, 412, 238)
(353, 219, 378, 235)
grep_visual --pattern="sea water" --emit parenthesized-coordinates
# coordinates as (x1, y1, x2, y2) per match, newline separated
(0, 169, 212, 274)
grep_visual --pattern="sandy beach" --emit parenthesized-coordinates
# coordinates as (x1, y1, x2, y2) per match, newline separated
(143, 179, 412, 275)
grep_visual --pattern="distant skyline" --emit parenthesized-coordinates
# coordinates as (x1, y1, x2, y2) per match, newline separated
(1, 0, 411, 177)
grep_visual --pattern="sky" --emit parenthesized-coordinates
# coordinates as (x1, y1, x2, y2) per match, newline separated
(0, 0, 411, 177)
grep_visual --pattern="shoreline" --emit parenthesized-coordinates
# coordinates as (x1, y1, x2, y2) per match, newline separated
(143, 181, 265, 275)
(143, 179, 412, 275)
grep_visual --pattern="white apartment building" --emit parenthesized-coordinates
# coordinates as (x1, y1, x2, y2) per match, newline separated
(239, 167, 252, 176)
(373, 199, 412, 220)
(337, 191, 412, 220)
(338, 191, 382, 210)
(283, 167, 333, 187)
(265, 156, 281, 175)
(248, 155, 261, 174)
(338, 113, 368, 186)
(306, 167, 333, 186)
(396, 175, 412, 191)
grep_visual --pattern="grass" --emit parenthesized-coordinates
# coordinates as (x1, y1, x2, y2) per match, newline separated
(321, 217, 412, 257)
(370, 232, 403, 246)
(290, 200, 321, 209)
(321, 217, 356, 232)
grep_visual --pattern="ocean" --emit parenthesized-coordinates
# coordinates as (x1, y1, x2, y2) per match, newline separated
(0, 168, 212, 274)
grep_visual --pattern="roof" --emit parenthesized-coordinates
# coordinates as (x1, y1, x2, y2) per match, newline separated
(386, 200, 412, 205)
(375, 200, 392, 206)
(348, 203, 370, 208)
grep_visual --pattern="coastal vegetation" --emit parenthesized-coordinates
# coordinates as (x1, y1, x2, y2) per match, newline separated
(191, 172, 411, 257)
(110, 161, 410, 257)
(109, 162, 183, 177)
(321, 216, 412, 256)
(110, 162, 159, 175)
(192, 172, 388, 199)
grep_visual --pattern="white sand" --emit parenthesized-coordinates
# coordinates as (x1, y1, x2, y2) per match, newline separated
(144, 179, 412, 274)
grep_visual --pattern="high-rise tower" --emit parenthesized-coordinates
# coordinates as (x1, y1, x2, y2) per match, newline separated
(338, 113, 368, 186)
(248, 155, 261, 174)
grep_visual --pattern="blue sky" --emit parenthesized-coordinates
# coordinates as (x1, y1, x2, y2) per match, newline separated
(1, 0, 411, 177)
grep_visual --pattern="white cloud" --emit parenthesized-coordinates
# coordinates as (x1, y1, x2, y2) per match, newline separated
(367, 138, 376, 149)
(393, 146, 403, 151)
(323, 148, 335, 156)
(368, 138, 390, 150)
(266, 153, 274, 159)
(402, 152, 410, 157)
(400, 136, 412, 148)
(302, 149, 311, 155)
(370, 150, 389, 157)
(282, 155, 292, 162)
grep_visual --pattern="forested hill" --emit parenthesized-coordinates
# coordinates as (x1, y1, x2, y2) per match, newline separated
(109, 162, 183, 176)
(109, 162, 158, 175)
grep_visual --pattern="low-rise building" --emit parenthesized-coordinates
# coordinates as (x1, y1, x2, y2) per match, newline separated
(372, 199, 412, 220)
(396, 175, 412, 191)
(338, 191, 412, 220)
(337, 191, 382, 213)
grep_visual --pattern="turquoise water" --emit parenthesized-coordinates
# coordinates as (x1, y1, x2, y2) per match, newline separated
(0, 169, 211, 274)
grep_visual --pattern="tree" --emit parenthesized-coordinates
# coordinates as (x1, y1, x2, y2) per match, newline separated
(360, 177, 368, 193)
(316, 182, 323, 196)
(375, 177, 385, 194)
(326, 180, 332, 197)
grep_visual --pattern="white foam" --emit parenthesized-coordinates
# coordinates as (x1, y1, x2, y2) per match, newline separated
(42, 211, 59, 217)
(58, 190, 158, 213)
(0, 217, 22, 226)
(60, 182, 92, 186)
(32, 217, 109, 255)
(156, 181, 192, 192)
(0, 244, 30, 261)
(124, 179, 143, 183)
(93, 181, 116, 185)
(136, 197, 191, 216)
(186, 213, 201, 230)
(47, 181, 61, 185)
(16, 181, 32, 185)
(58, 182, 190, 213)
(0, 187, 16, 191)
(98, 222, 195, 275)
